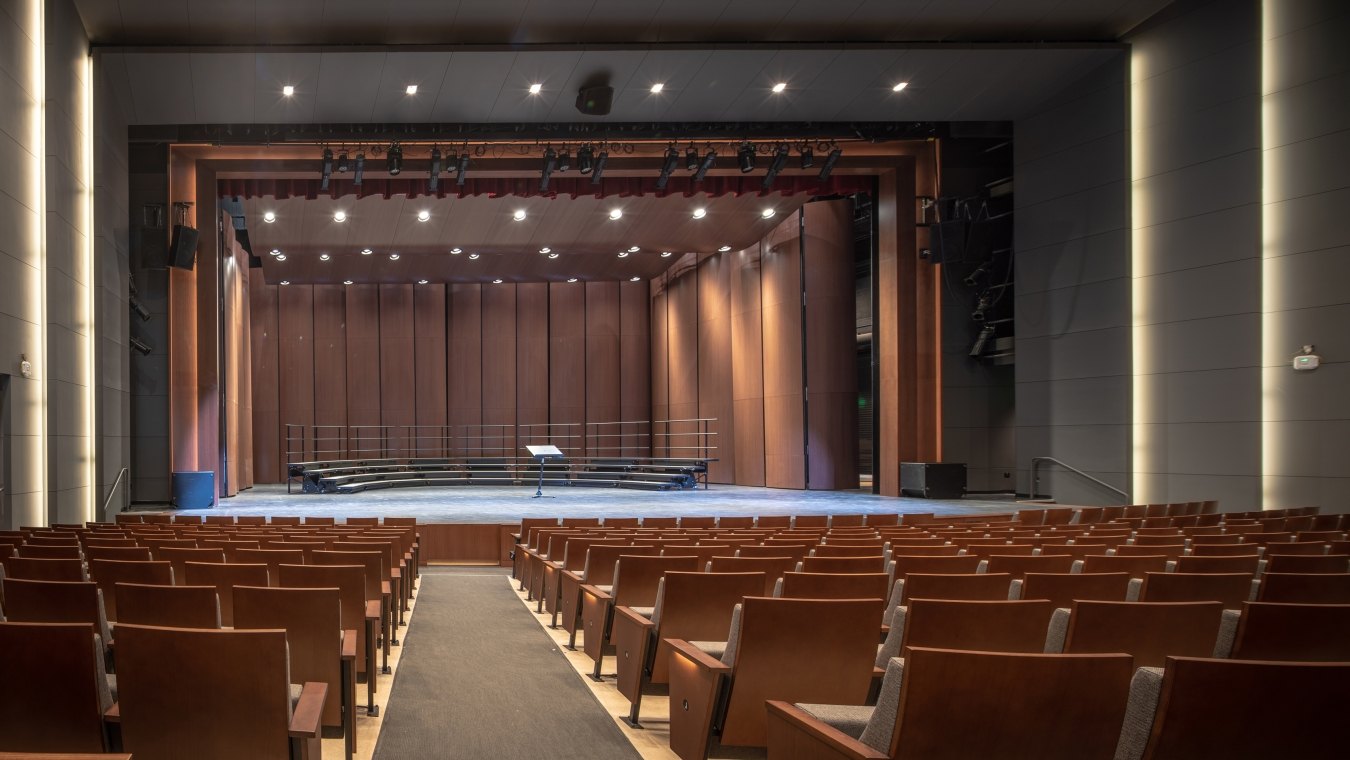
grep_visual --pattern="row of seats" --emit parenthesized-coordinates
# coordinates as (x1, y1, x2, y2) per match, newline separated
(510, 510, 1350, 759)
(0, 517, 421, 760)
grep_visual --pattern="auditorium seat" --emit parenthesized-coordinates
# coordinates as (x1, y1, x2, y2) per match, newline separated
(84, 546, 152, 562)
(114, 583, 221, 629)
(812, 544, 887, 557)
(777, 572, 890, 617)
(666, 597, 880, 759)
(235, 549, 305, 586)
(707, 556, 794, 595)
(279, 563, 380, 716)
(579, 554, 699, 678)
(1255, 572, 1350, 603)
(1170, 554, 1261, 575)
(1137, 572, 1254, 609)
(1264, 553, 1348, 574)
(1, 578, 112, 652)
(1215, 602, 1350, 661)
(182, 562, 269, 627)
(0, 622, 114, 754)
(87, 559, 173, 621)
(1114, 657, 1349, 760)
(766, 648, 1133, 760)
(1078, 554, 1169, 577)
(982, 553, 1075, 578)
(14, 545, 82, 560)
(798, 555, 887, 574)
(154, 547, 225, 584)
(1189, 543, 1261, 557)
(1, 557, 87, 583)
(559, 545, 660, 647)
(739, 543, 812, 561)
(896, 572, 1013, 603)
(876, 598, 1055, 668)
(111, 624, 326, 760)
(312, 550, 392, 673)
(333, 539, 407, 624)
(1046, 601, 1223, 668)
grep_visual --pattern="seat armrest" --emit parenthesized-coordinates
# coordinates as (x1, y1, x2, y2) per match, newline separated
(289, 682, 329, 738)
(612, 605, 656, 632)
(365, 600, 381, 621)
(665, 638, 732, 674)
(381, 581, 391, 597)
(392, 568, 402, 581)
(765, 700, 890, 760)
(104, 702, 120, 723)
(342, 629, 357, 660)
(580, 583, 614, 604)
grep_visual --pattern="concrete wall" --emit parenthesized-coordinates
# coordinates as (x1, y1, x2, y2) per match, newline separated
(1013, 54, 1134, 506)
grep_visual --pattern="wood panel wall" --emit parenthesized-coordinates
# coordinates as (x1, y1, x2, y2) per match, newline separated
(249, 281, 648, 481)
(803, 202, 860, 490)
(730, 246, 766, 486)
(761, 213, 807, 489)
(697, 253, 735, 485)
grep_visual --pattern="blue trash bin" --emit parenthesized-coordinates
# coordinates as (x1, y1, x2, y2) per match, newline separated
(171, 471, 215, 509)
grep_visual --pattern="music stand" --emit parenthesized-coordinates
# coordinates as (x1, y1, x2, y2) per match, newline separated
(526, 444, 564, 498)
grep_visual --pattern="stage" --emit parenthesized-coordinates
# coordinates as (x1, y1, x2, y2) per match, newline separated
(126, 483, 1020, 565)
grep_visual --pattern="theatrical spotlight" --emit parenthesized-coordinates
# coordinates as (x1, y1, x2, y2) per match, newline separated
(354, 152, 365, 186)
(578, 144, 595, 174)
(557, 149, 571, 172)
(799, 144, 814, 169)
(685, 144, 699, 171)
(656, 144, 680, 190)
(818, 146, 842, 180)
(130, 336, 153, 356)
(456, 152, 471, 186)
(540, 146, 558, 192)
(129, 295, 151, 322)
(964, 261, 991, 287)
(969, 325, 995, 357)
(971, 292, 993, 322)
(762, 143, 789, 190)
(693, 148, 717, 182)
(320, 147, 333, 190)
(737, 142, 756, 173)
(591, 149, 609, 184)
(337, 151, 349, 173)
(386, 142, 403, 176)
(428, 146, 443, 192)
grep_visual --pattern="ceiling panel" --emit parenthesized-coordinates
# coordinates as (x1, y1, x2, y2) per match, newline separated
(606, 50, 715, 121)
(122, 53, 196, 124)
(429, 52, 518, 122)
(545, 50, 648, 122)
(313, 52, 387, 123)
(664, 49, 776, 121)
(253, 53, 321, 122)
(486, 50, 586, 122)
(370, 52, 453, 123)
(189, 53, 256, 124)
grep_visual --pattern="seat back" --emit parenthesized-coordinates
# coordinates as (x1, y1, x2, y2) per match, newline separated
(234, 549, 305, 586)
(115, 583, 221, 629)
(903, 572, 1013, 601)
(985, 554, 1075, 579)
(278, 563, 370, 677)
(901, 599, 1054, 653)
(1172, 555, 1261, 574)
(708, 556, 794, 595)
(1230, 602, 1350, 661)
(1081, 554, 1169, 576)
(798, 555, 886, 574)
(812, 544, 885, 557)
(581, 545, 659, 585)
(312, 550, 383, 602)
(884, 647, 1132, 759)
(611, 554, 699, 607)
(779, 572, 889, 610)
(1, 556, 86, 582)
(155, 547, 226, 584)
(1190, 543, 1261, 556)
(1261, 541, 1330, 557)
(234, 585, 344, 728)
(892, 554, 982, 577)
(0, 622, 109, 753)
(114, 624, 293, 760)
(1264, 554, 1349, 574)
(16, 544, 83, 560)
(199, 539, 262, 561)
(1139, 572, 1254, 609)
(1115, 544, 1186, 560)
(84, 545, 152, 562)
(1127, 658, 1350, 760)
(1256, 572, 1350, 603)
(183, 562, 269, 626)
(1062, 601, 1222, 668)
(659, 545, 731, 566)
(1, 578, 110, 644)
(738, 543, 811, 561)
(720, 597, 880, 747)
(86, 559, 173, 621)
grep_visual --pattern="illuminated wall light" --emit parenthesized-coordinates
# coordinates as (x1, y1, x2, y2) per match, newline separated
(1130, 44, 1151, 505)
(83, 52, 96, 521)
(34, 0, 48, 524)
(1261, 0, 1277, 509)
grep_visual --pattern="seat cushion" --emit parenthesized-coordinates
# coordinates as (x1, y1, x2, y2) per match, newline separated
(629, 606, 655, 619)
(289, 683, 304, 712)
(689, 641, 727, 660)
(797, 703, 873, 739)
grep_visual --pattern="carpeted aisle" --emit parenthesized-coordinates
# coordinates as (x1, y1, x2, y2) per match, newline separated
(371, 569, 642, 760)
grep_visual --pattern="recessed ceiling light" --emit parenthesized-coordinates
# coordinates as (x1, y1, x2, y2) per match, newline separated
(608, 209, 623, 220)
(389, 253, 400, 261)
(282, 85, 295, 97)
(567, 278, 578, 283)
(548, 253, 559, 259)
(761, 208, 776, 218)
(892, 82, 909, 92)
(416, 210, 431, 222)
(718, 245, 731, 252)
(468, 253, 480, 260)
(280, 280, 290, 285)
(691, 207, 707, 219)
(405, 84, 418, 95)
(493, 278, 504, 284)
(418, 279, 429, 285)
(263, 211, 276, 223)
(660, 251, 672, 258)
(333, 210, 347, 222)
(650, 83, 664, 93)
(628, 245, 640, 253)
(451, 247, 462, 254)
(270, 248, 281, 256)
(528, 83, 542, 95)
(513, 209, 527, 222)
(360, 248, 373, 256)
(617, 251, 629, 258)
(539, 247, 551, 254)
(275, 254, 287, 261)
(630, 276, 642, 282)
(343, 280, 353, 285)
(319, 253, 331, 261)
(772, 82, 787, 93)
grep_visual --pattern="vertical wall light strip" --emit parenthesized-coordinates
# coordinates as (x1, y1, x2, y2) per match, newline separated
(84, 53, 97, 521)
(35, 0, 49, 525)
(1129, 48, 1150, 504)
(1259, 0, 1273, 509)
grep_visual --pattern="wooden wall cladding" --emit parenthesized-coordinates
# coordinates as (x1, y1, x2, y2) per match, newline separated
(249, 280, 650, 481)
(730, 245, 766, 487)
(619, 281, 650, 456)
(650, 287, 669, 456)
(666, 261, 700, 424)
(697, 254, 735, 484)
(803, 201, 860, 490)
(760, 213, 807, 489)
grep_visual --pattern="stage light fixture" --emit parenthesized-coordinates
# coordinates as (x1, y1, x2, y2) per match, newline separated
(386, 142, 403, 175)
(685, 145, 699, 171)
(456, 153, 470, 185)
(591, 150, 609, 183)
(693, 148, 717, 182)
(969, 325, 994, 357)
(964, 261, 991, 287)
(772, 82, 787, 93)
(557, 149, 571, 172)
(578, 145, 595, 174)
(320, 147, 333, 190)
(692, 207, 707, 219)
(799, 145, 814, 169)
(971, 292, 992, 321)
(737, 142, 756, 173)
(417, 209, 431, 222)
(818, 147, 842, 180)
(892, 82, 909, 92)
(263, 211, 276, 223)
(361, 248, 373, 255)
(337, 151, 349, 173)
(129, 296, 151, 322)
(608, 208, 623, 220)
(354, 152, 365, 185)
(762, 143, 789, 189)
(540, 146, 557, 192)
(130, 337, 153, 356)
(333, 210, 347, 223)
(650, 83, 664, 93)
(429, 147, 442, 191)
(656, 144, 680, 189)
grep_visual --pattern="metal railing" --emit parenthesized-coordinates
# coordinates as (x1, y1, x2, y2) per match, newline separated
(1028, 456, 1129, 502)
(653, 417, 719, 460)
(101, 467, 130, 521)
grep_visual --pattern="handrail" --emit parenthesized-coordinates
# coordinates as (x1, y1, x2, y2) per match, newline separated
(102, 467, 130, 520)
(1028, 456, 1128, 502)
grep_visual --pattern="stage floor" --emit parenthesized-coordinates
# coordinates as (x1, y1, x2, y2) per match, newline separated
(133, 483, 1019, 523)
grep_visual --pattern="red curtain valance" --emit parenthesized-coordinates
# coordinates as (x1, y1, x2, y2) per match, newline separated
(217, 175, 873, 201)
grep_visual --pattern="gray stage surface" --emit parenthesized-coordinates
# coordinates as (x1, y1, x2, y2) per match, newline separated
(132, 483, 1018, 523)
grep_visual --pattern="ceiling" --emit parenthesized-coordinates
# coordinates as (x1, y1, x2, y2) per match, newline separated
(75, 0, 1172, 46)
(244, 191, 808, 285)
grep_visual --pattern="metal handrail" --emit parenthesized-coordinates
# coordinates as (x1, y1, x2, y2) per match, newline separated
(1028, 456, 1128, 502)
(102, 467, 130, 520)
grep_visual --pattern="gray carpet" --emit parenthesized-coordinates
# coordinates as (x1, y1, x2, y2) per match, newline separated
(371, 569, 642, 760)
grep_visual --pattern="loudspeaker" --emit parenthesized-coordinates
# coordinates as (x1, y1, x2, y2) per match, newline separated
(576, 85, 614, 116)
(168, 224, 199, 270)
(900, 462, 967, 499)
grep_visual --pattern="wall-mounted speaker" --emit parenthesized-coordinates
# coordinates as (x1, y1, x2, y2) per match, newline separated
(168, 224, 199, 270)
(576, 85, 614, 116)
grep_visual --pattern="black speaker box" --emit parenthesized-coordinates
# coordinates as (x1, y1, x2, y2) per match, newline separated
(168, 224, 199, 270)
(576, 85, 614, 116)
(900, 462, 967, 499)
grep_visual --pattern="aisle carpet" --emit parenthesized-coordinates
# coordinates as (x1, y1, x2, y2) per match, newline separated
(371, 569, 642, 760)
